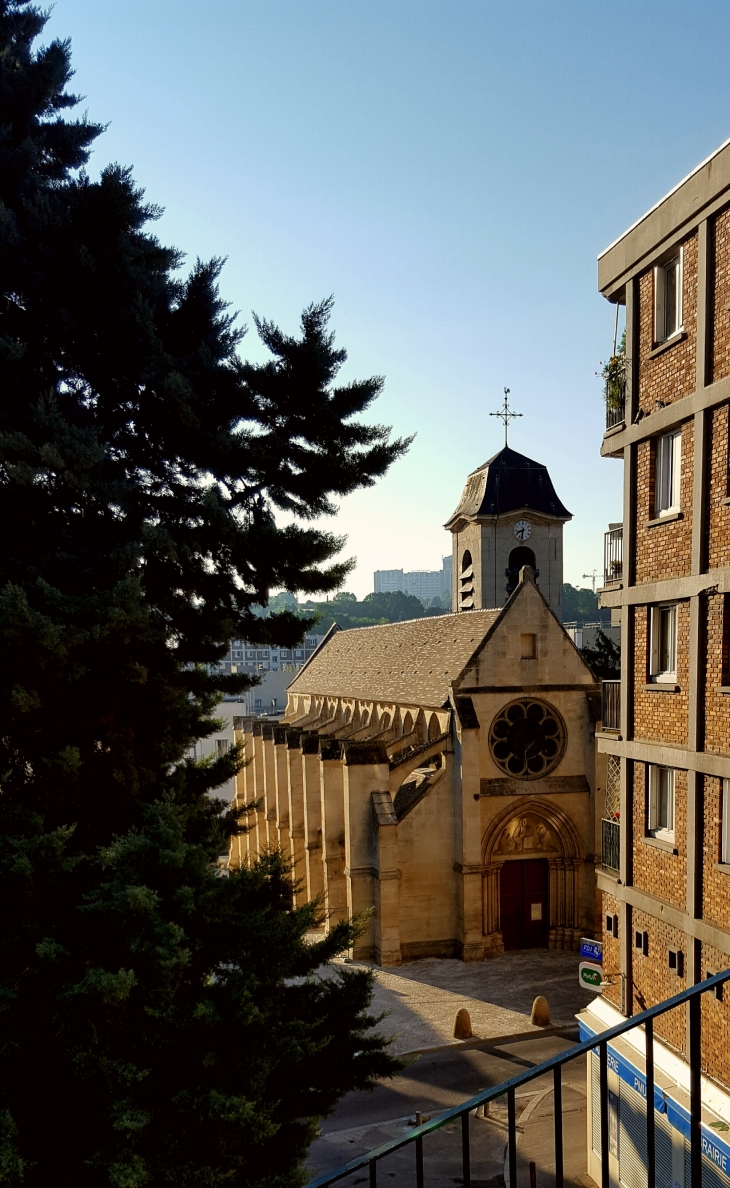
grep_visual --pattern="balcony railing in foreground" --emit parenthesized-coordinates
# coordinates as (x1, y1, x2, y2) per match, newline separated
(307, 969, 730, 1188)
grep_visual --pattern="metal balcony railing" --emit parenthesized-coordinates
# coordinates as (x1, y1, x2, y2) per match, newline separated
(601, 679, 620, 731)
(601, 817, 620, 873)
(307, 970, 730, 1188)
(606, 397, 625, 430)
(603, 525, 623, 586)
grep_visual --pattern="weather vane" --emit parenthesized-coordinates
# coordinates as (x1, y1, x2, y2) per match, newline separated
(490, 387, 522, 447)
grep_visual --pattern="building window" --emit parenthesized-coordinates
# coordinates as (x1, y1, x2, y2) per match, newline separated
(648, 765, 675, 840)
(654, 250, 683, 343)
(655, 430, 681, 516)
(520, 633, 537, 659)
(649, 603, 677, 681)
(722, 779, 730, 865)
(215, 738, 230, 757)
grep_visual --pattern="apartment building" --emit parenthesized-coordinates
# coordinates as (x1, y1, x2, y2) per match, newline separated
(215, 634, 325, 676)
(583, 140, 730, 1185)
(373, 558, 452, 601)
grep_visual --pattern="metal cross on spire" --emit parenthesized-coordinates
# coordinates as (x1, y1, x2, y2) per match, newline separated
(489, 387, 522, 447)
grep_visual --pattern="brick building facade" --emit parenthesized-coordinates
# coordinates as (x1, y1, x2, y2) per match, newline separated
(584, 138, 730, 1183)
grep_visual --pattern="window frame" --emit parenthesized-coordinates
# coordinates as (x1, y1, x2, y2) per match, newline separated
(654, 248, 684, 344)
(648, 764, 676, 841)
(649, 602, 678, 682)
(654, 429, 682, 517)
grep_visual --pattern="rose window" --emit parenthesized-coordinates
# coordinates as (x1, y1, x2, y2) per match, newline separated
(489, 698, 566, 779)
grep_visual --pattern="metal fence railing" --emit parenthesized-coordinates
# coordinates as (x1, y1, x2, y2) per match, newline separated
(601, 817, 620, 874)
(307, 970, 730, 1188)
(601, 679, 620, 731)
(603, 526, 623, 586)
(606, 397, 625, 430)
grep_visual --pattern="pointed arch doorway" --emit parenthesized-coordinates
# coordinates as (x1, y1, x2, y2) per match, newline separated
(481, 800, 584, 954)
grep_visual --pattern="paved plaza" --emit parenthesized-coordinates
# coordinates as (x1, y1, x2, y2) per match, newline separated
(338, 949, 595, 1055)
(308, 950, 598, 1187)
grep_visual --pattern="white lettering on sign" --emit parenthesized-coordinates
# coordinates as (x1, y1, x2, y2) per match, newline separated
(633, 1076, 647, 1099)
(702, 1137, 728, 1172)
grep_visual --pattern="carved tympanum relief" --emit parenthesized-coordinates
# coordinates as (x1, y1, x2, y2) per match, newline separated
(496, 813, 560, 856)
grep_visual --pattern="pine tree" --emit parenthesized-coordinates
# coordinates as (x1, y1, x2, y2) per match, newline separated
(0, 4, 407, 1184)
(580, 630, 621, 680)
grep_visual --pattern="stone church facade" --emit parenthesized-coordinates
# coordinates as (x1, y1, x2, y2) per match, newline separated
(231, 557, 601, 963)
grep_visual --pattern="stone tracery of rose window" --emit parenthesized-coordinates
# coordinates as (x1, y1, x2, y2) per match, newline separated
(489, 698, 566, 779)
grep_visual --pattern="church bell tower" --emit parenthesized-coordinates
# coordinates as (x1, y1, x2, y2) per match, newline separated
(444, 446, 572, 616)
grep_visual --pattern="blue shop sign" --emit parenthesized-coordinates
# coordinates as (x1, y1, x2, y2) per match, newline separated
(579, 1020, 730, 1174)
(580, 938, 603, 963)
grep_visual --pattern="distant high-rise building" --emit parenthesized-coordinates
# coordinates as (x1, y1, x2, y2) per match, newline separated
(373, 557, 452, 602)
(373, 568, 405, 594)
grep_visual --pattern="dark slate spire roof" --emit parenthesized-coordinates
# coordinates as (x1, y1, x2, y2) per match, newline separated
(445, 446, 572, 526)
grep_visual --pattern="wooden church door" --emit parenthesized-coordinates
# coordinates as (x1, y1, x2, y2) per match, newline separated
(500, 859, 549, 950)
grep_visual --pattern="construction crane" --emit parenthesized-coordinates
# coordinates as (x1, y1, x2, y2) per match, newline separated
(582, 570, 599, 594)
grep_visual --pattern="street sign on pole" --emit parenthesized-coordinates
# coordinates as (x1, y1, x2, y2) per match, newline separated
(580, 938, 603, 963)
(579, 961, 604, 991)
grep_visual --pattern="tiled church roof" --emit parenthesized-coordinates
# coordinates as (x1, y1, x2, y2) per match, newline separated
(445, 446, 572, 526)
(287, 609, 500, 707)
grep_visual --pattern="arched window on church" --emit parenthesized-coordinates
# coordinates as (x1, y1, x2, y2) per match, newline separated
(506, 546, 539, 598)
(402, 712, 414, 737)
(427, 713, 441, 741)
(460, 550, 474, 610)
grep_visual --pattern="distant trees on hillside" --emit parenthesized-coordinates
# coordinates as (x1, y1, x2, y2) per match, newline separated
(561, 583, 611, 625)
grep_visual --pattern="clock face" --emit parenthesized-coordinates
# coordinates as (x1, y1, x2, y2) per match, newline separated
(514, 519, 532, 542)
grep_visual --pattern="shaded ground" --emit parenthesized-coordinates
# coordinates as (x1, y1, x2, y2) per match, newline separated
(308, 952, 599, 1187)
(308, 1034, 594, 1188)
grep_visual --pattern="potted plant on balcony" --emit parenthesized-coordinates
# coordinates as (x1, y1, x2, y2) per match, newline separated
(600, 329, 626, 426)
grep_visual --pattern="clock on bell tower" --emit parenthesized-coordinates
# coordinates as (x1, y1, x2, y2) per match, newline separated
(444, 446, 572, 615)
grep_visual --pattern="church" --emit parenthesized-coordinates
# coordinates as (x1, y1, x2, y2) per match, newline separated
(231, 445, 601, 963)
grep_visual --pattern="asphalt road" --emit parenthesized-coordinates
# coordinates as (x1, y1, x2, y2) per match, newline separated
(307, 1031, 592, 1188)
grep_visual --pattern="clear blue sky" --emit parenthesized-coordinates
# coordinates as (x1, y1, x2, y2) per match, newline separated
(44, 1, 730, 599)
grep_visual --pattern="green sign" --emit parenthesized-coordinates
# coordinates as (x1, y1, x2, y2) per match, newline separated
(579, 961, 604, 991)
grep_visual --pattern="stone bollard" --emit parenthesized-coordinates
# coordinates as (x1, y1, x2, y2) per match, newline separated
(530, 995, 550, 1026)
(454, 1007, 473, 1039)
